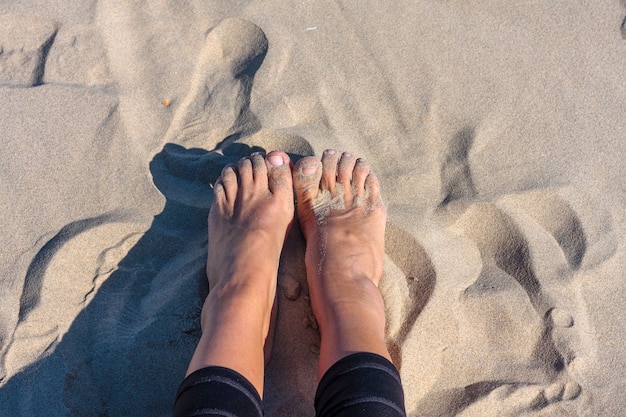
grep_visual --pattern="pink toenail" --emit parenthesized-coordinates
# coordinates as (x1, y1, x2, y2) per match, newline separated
(324, 149, 336, 155)
(342, 152, 352, 158)
(267, 155, 284, 167)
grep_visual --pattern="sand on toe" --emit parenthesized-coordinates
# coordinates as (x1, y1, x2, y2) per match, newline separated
(292, 150, 389, 378)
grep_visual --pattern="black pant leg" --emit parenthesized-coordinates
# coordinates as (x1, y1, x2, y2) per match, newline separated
(314, 352, 407, 417)
(173, 366, 263, 417)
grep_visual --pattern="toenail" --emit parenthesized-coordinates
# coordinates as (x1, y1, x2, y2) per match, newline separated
(342, 152, 353, 158)
(267, 154, 284, 167)
(324, 149, 336, 155)
(301, 163, 318, 176)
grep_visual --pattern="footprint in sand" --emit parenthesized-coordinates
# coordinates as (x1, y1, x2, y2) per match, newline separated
(0, 14, 57, 87)
(394, 125, 617, 416)
(162, 18, 267, 150)
(441, 194, 612, 416)
(399, 192, 600, 416)
(158, 17, 311, 158)
(43, 23, 113, 87)
(443, 199, 583, 416)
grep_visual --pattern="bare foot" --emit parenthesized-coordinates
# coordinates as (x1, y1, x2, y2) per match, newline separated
(186, 151, 293, 396)
(293, 149, 390, 378)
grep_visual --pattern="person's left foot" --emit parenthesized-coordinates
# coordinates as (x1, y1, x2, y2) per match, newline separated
(292, 150, 390, 378)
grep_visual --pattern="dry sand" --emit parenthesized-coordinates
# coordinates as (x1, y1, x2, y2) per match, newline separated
(0, 1, 625, 416)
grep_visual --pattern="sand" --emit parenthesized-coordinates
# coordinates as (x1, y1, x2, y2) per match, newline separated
(0, 1, 625, 416)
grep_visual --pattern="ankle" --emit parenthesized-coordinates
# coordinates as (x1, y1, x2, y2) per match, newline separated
(202, 283, 273, 331)
(316, 297, 391, 378)
(321, 297, 386, 335)
(313, 279, 387, 337)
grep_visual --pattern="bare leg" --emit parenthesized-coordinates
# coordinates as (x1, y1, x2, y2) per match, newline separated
(293, 149, 390, 379)
(186, 151, 294, 396)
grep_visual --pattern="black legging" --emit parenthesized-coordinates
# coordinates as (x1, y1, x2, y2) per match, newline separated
(173, 352, 406, 417)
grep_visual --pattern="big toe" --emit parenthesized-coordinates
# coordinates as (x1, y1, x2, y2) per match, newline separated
(293, 156, 322, 204)
(266, 151, 294, 198)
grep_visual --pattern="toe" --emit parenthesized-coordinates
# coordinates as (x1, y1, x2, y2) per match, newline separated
(237, 157, 254, 190)
(337, 152, 357, 186)
(353, 158, 370, 200)
(250, 152, 268, 189)
(293, 155, 322, 205)
(220, 164, 239, 204)
(212, 179, 230, 216)
(365, 172, 382, 206)
(320, 149, 339, 192)
(337, 152, 357, 204)
(266, 151, 293, 197)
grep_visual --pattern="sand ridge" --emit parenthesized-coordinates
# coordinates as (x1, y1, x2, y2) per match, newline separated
(0, 1, 625, 416)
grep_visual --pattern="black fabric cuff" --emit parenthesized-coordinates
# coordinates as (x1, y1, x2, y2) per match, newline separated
(314, 352, 406, 417)
(173, 366, 263, 417)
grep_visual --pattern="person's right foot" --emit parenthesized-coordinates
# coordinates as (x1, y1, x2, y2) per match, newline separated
(293, 149, 391, 378)
(186, 151, 294, 395)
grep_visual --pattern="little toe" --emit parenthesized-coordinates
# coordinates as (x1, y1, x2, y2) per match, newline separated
(320, 149, 339, 192)
(365, 172, 383, 206)
(293, 156, 322, 204)
(266, 151, 293, 197)
(352, 158, 370, 200)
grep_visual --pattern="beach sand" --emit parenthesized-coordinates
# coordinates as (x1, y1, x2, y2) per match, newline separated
(0, 1, 625, 416)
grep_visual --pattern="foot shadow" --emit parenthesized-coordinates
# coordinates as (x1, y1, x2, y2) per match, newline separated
(0, 141, 277, 415)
